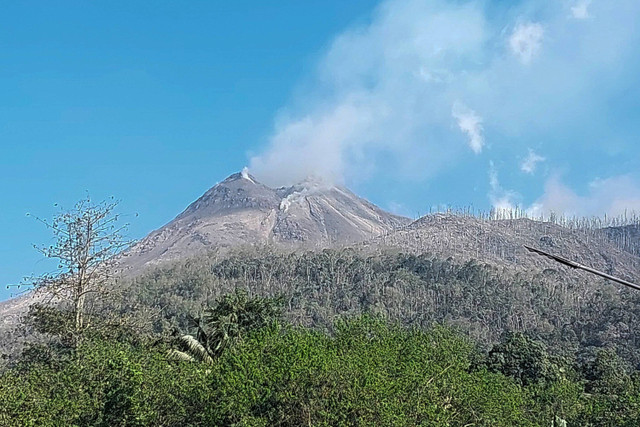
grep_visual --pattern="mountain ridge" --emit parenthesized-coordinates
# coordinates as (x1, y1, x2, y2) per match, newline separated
(373, 213, 640, 281)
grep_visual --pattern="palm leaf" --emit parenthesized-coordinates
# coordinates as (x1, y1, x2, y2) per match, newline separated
(179, 334, 214, 365)
(167, 349, 196, 363)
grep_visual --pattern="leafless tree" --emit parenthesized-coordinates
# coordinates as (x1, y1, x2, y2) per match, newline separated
(28, 196, 132, 333)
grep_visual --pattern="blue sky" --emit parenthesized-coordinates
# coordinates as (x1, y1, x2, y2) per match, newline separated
(2, 0, 640, 300)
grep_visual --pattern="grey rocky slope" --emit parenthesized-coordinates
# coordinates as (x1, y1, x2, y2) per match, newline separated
(370, 213, 640, 282)
(123, 171, 411, 271)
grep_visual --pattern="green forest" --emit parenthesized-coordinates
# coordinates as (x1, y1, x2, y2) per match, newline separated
(123, 248, 640, 366)
(3, 289, 640, 426)
(3, 250, 640, 426)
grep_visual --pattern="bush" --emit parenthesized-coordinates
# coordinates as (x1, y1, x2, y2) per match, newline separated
(3, 313, 640, 426)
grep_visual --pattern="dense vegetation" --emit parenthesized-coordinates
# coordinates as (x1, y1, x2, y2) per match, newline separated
(4, 242, 640, 425)
(3, 290, 640, 426)
(119, 248, 640, 367)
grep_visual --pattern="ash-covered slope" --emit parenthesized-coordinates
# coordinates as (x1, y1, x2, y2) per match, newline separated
(272, 178, 408, 245)
(371, 213, 640, 281)
(124, 172, 410, 270)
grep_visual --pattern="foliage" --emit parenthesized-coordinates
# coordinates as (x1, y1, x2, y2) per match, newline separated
(205, 316, 535, 426)
(0, 316, 530, 426)
(486, 331, 564, 386)
(197, 288, 282, 356)
(6, 232, 640, 425)
(169, 289, 283, 364)
(168, 334, 214, 365)
(3, 306, 640, 426)
(0, 336, 207, 426)
(120, 248, 640, 369)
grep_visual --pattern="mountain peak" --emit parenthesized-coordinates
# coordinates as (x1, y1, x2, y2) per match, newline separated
(124, 170, 411, 269)
(221, 167, 259, 185)
(177, 170, 278, 220)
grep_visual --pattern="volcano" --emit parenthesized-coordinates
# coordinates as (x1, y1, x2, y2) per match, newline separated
(124, 171, 411, 270)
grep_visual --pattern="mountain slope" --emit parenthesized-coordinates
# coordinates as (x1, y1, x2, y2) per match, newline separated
(371, 213, 640, 281)
(601, 224, 640, 257)
(124, 172, 411, 270)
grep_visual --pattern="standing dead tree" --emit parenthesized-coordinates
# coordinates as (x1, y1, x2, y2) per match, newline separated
(28, 196, 132, 333)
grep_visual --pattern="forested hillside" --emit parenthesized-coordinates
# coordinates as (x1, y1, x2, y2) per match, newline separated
(602, 224, 640, 257)
(3, 208, 640, 425)
(3, 292, 640, 426)
(117, 246, 640, 367)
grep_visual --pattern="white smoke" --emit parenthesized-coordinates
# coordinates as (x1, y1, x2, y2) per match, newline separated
(279, 176, 333, 212)
(527, 175, 640, 218)
(240, 166, 254, 183)
(571, 0, 592, 19)
(249, 0, 489, 186)
(248, 0, 640, 215)
(488, 162, 518, 212)
(250, 100, 380, 186)
(452, 103, 484, 154)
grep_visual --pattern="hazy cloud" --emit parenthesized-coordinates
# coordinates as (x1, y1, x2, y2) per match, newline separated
(571, 0, 591, 19)
(452, 103, 484, 153)
(248, 0, 640, 216)
(249, 100, 379, 185)
(489, 162, 518, 212)
(520, 149, 545, 174)
(250, 0, 490, 186)
(527, 175, 640, 217)
(509, 22, 544, 64)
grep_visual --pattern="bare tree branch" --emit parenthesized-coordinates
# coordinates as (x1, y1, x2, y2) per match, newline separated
(26, 196, 134, 334)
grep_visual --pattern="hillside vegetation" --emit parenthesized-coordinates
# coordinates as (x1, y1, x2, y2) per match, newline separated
(3, 291, 640, 426)
(3, 205, 640, 425)
(117, 247, 640, 366)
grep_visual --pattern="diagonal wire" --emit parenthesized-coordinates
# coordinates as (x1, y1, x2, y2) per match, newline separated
(524, 245, 640, 291)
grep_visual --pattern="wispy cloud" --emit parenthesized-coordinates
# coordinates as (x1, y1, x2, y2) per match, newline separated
(250, 0, 490, 186)
(509, 22, 544, 64)
(489, 162, 518, 211)
(571, 0, 592, 20)
(527, 174, 640, 217)
(452, 103, 484, 154)
(248, 0, 640, 216)
(520, 149, 545, 174)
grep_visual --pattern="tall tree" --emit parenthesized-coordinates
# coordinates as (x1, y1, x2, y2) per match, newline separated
(28, 196, 131, 333)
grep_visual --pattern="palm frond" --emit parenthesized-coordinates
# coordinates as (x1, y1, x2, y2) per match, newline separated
(167, 349, 196, 363)
(179, 334, 214, 365)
